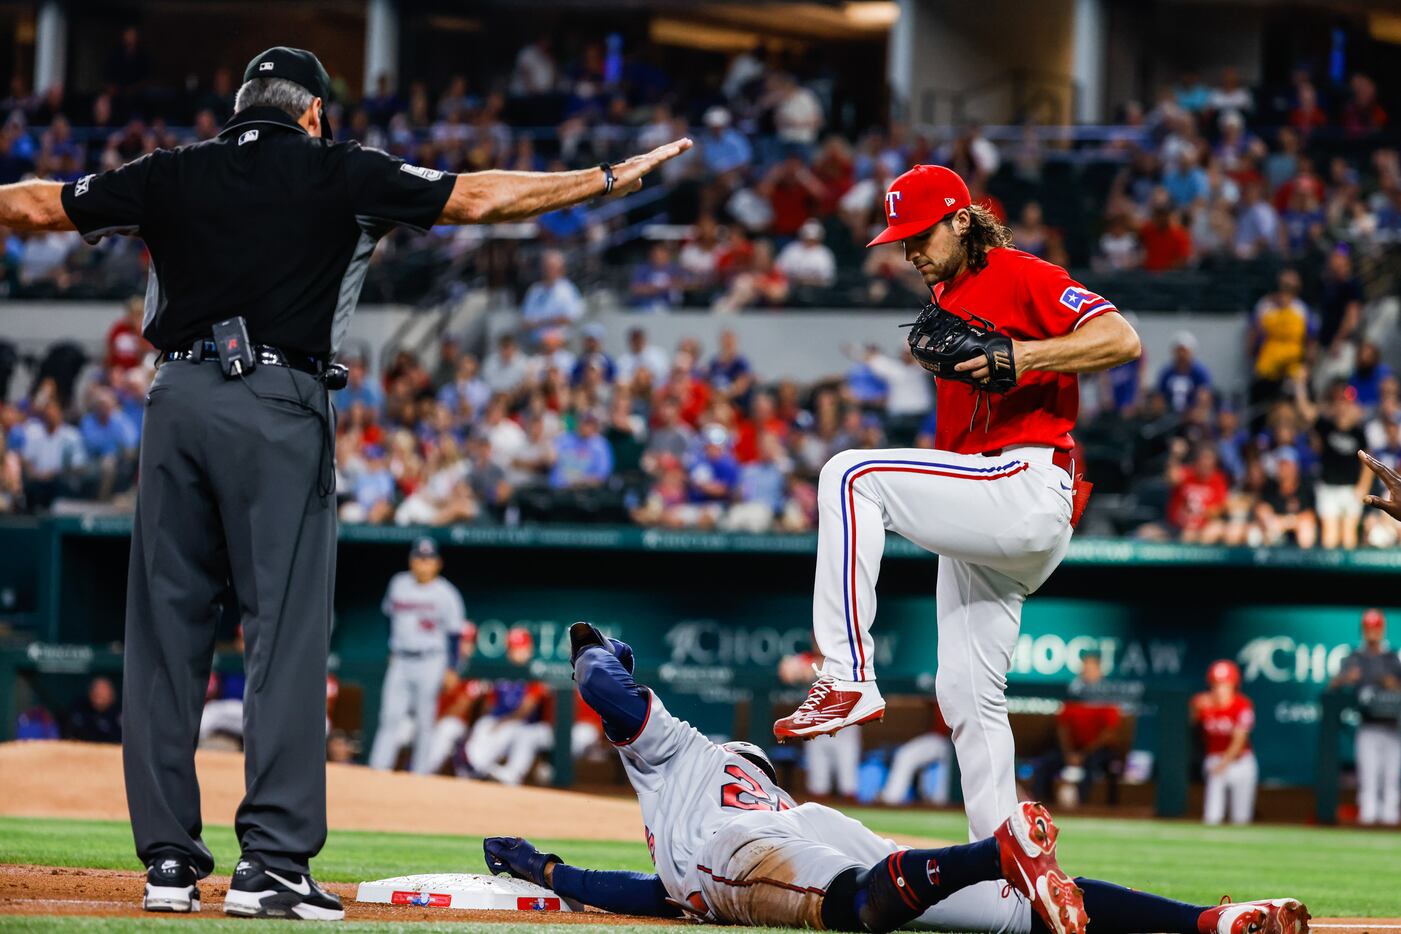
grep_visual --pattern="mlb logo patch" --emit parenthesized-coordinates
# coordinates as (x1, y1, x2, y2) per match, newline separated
(1059, 287, 1097, 312)
(259, 61, 275, 72)
(238, 129, 259, 146)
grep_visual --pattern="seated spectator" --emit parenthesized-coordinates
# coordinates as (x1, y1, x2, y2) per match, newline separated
(678, 215, 724, 303)
(1341, 73, 1387, 136)
(1288, 81, 1328, 137)
(1161, 147, 1208, 209)
(78, 386, 138, 500)
(342, 444, 396, 524)
(879, 701, 953, 807)
(642, 396, 694, 471)
(863, 344, 933, 445)
(481, 334, 532, 398)
(603, 393, 646, 476)
(105, 295, 151, 372)
(699, 106, 752, 180)
(63, 676, 121, 744)
(1138, 189, 1193, 271)
(721, 432, 790, 532)
(1208, 67, 1253, 120)
(629, 242, 683, 312)
(1032, 650, 1123, 808)
(1253, 450, 1317, 547)
(714, 239, 789, 313)
(549, 411, 613, 490)
(437, 354, 490, 420)
(1095, 211, 1142, 271)
(758, 154, 823, 239)
(844, 346, 889, 413)
(394, 436, 478, 527)
(571, 324, 615, 386)
(1233, 179, 1285, 259)
(707, 329, 754, 408)
(1350, 342, 1394, 412)
(466, 434, 512, 513)
(1157, 332, 1213, 413)
(776, 219, 837, 293)
(520, 249, 584, 347)
(688, 423, 740, 511)
(1011, 201, 1051, 257)
(1141, 441, 1229, 543)
(337, 357, 385, 414)
(631, 454, 696, 527)
(18, 397, 86, 510)
(616, 326, 670, 386)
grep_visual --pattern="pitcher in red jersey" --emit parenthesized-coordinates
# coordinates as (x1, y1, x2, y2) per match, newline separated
(774, 165, 1141, 841)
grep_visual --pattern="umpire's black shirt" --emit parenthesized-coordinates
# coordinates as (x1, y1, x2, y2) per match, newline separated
(60, 106, 455, 356)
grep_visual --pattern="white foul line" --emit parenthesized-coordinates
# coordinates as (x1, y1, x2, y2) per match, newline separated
(1312, 926, 1401, 930)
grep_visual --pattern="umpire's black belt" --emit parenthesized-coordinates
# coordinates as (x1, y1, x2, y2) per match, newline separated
(159, 340, 325, 376)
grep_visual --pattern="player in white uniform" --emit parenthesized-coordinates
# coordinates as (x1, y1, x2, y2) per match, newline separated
(483, 626, 1309, 934)
(771, 165, 1142, 847)
(367, 537, 469, 773)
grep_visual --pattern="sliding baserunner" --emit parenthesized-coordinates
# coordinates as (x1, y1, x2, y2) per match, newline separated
(484, 624, 1309, 934)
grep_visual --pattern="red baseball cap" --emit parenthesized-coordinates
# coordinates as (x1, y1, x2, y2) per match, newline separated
(1207, 659, 1240, 686)
(1363, 608, 1386, 632)
(867, 164, 972, 247)
(507, 626, 533, 650)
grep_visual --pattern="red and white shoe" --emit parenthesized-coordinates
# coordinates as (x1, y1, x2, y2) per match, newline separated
(1197, 897, 1311, 934)
(772, 674, 885, 741)
(993, 802, 1088, 934)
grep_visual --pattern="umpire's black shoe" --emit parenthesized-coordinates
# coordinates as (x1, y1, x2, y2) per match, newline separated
(223, 858, 344, 921)
(143, 855, 201, 912)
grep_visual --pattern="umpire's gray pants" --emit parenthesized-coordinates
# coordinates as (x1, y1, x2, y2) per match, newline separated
(123, 360, 335, 877)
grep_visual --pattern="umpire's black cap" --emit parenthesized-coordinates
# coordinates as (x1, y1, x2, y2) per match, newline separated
(243, 47, 334, 138)
(410, 537, 439, 560)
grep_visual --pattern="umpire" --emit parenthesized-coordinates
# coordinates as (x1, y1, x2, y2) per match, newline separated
(0, 46, 689, 919)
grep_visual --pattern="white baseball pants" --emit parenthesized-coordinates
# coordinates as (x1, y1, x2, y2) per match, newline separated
(813, 446, 1074, 839)
(1202, 752, 1258, 825)
(368, 652, 448, 774)
(466, 716, 552, 785)
(804, 727, 862, 797)
(881, 732, 954, 806)
(1356, 724, 1401, 826)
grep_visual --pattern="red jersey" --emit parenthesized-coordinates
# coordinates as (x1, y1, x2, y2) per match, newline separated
(931, 248, 1118, 454)
(1167, 469, 1229, 530)
(106, 318, 152, 371)
(1057, 701, 1122, 749)
(1199, 694, 1254, 755)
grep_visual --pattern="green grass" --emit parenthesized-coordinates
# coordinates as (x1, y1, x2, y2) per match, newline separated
(2, 812, 1399, 930)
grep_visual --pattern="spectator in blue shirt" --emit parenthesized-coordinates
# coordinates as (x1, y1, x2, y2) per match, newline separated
(521, 249, 585, 346)
(1158, 332, 1213, 413)
(689, 424, 741, 504)
(699, 106, 753, 179)
(846, 344, 890, 411)
(349, 445, 396, 524)
(1162, 148, 1208, 208)
(1350, 342, 1394, 411)
(707, 330, 754, 409)
(571, 323, 616, 385)
(114, 367, 149, 444)
(337, 357, 384, 414)
(550, 412, 614, 489)
(79, 387, 137, 459)
(629, 243, 683, 312)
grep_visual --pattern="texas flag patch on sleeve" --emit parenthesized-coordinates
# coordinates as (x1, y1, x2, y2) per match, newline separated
(1058, 286, 1114, 328)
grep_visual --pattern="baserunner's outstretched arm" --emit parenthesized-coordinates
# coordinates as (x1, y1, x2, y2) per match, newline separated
(483, 837, 679, 918)
(574, 640, 649, 743)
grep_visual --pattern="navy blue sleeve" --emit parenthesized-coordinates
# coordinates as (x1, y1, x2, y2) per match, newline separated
(574, 646, 649, 743)
(551, 864, 678, 918)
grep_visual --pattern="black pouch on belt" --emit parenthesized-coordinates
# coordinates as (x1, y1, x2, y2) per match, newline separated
(212, 316, 256, 378)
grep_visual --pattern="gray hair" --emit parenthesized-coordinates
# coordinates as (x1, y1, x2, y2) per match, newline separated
(233, 77, 314, 120)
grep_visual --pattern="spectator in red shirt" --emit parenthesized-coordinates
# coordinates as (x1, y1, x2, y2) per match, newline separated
(1032, 649, 1124, 807)
(758, 155, 823, 238)
(1288, 82, 1329, 137)
(1165, 442, 1230, 542)
(1341, 74, 1387, 136)
(1138, 189, 1193, 271)
(105, 295, 152, 372)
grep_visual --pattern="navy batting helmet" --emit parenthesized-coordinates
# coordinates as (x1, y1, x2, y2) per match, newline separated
(722, 741, 777, 784)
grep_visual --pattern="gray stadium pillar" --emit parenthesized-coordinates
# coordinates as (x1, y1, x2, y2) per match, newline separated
(33, 0, 67, 97)
(363, 0, 399, 97)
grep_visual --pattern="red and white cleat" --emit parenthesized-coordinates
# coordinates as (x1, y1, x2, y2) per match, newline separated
(993, 802, 1088, 934)
(1197, 897, 1311, 934)
(772, 675, 885, 741)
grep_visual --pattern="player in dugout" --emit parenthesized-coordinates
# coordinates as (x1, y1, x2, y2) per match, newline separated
(482, 624, 1309, 934)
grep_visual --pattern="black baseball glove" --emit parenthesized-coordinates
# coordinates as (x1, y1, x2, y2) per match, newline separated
(904, 298, 1018, 393)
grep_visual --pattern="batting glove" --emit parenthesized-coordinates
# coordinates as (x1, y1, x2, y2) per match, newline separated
(483, 836, 560, 888)
(568, 621, 635, 674)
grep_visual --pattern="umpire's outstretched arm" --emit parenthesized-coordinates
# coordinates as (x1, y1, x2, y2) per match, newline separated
(0, 137, 694, 233)
(437, 138, 692, 225)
